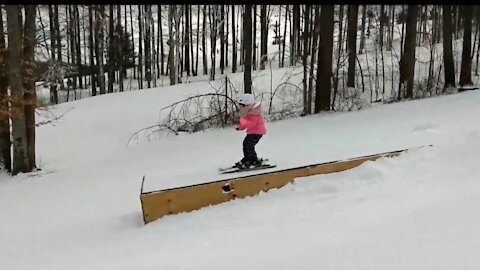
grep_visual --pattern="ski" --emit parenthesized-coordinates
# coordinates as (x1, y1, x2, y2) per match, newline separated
(218, 159, 270, 172)
(220, 164, 277, 174)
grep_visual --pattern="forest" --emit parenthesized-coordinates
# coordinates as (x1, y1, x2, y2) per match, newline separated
(0, 5, 479, 175)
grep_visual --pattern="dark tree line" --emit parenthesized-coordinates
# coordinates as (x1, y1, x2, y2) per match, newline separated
(1, 5, 479, 175)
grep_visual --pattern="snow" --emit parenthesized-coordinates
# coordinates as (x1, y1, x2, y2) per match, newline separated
(1, 75, 480, 269)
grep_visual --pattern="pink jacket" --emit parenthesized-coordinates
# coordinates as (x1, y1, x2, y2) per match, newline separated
(237, 102, 267, 135)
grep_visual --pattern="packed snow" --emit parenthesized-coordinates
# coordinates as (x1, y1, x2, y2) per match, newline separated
(1, 80, 480, 269)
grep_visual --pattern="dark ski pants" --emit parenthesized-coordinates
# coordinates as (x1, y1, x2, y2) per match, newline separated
(241, 134, 263, 164)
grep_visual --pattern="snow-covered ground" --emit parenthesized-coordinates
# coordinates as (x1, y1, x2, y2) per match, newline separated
(1, 75, 480, 269)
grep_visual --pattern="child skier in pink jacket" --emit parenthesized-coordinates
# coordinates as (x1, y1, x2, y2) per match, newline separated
(235, 93, 267, 169)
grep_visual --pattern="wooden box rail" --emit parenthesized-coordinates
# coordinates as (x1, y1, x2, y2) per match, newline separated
(140, 145, 430, 224)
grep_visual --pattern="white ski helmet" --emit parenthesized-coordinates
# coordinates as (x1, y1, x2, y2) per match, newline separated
(237, 93, 255, 106)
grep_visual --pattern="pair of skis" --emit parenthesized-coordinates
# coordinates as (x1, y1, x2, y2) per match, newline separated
(218, 159, 276, 174)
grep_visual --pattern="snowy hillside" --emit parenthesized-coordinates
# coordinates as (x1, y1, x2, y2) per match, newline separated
(2, 81, 480, 269)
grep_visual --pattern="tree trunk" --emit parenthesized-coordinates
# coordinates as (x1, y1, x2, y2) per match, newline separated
(252, 5, 257, 70)
(232, 5, 237, 73)
(151, 6, 156, 87)
(307, 5, 320, 115)
(260, 5, 268, 70)
(225, 5, 229, 68)
(442, 5, 456, 89)
(95, 5, 106, 94)
(302, 5, 311, 115)
(459, 5, 473, 86)
(347, 5, 359, 88)
(211, 5, 218, 79)
(6, 5, 30, 174)
(294, 5, 301, 63)
(48, 5, 58, 103)
(333, 5, 343, 99)
(202, 5, 208, 75)
(108, 5, 115, 93)
(54, 5, 63, 91)
(359, 5, 367, 54)
(209, 5, 218, 81)
(243, 5, 253, 94)
(379, 5, 385, 47)
(0, 8, 11, 172)
(185, 5, 191, 76)
(220, 5, 225, 74)
(74, 6, 82, 89)
(281, 5, 289, 67)
(314, 5, 335, 113)
(88, 6, 97, 96)
(159, 5, 165, 76)
(144, 5, 152, 88)
(67, 6, 77, 90)
(23, 5, 37, 170)
(189, 6, 194, 76)
(399, 5, 419, 99)
(168, 5, 176, 85)
(137, 6, 144, 89)
(117, 5, 124, 92)
(195, 5, 200, 75)
(174, 6, 182, 84)
(129, 5, 136, 79)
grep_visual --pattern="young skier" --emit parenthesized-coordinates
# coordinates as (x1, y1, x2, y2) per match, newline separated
(235, 93, 267, 169)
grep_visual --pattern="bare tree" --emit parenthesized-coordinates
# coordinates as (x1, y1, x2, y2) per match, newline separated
(189, 6, 194, 76)
(0, 7, 11, 172)
(209, 5, 218, 81)
(88, 6, 97, 96)
(168, 5, 177, 85)
(302, 5, 311, 115)
(281, 5, 289, 67)
(67, 5, 76, 90)
(225, 5, 229, 68)
(347, 5, 359, 88)
(399, 5, 419, 99)
(459, 5, 473, 87)
(159, 5, 165, 76)
(195, 5, 200, 75)
(95, 5, 106, 94)
(108, 5, 115, 93)
(117, 5, 124, 92)
(74, 6, 82, 89)
(23, 5, 37, 170)
(243, 5, 253, 94)
(6, 5, 30, 174)
(260, 4, 268, 70)
(442, 5, 456, 89)
(184, 5, 191, 76)
(137, 5, 144, 89)
(202, 5, 208, 75)
(231, 5, 237, 73)
(48, 5, 58, 103)
(129, 5, 136, 79)
(144, 5, 152, 88)
(307, 5, 320, 115)
(359, 5, 367, 54)
(252, 5, 257, 70)
(220, 5, 225, 74)
(167, 5, 182, 85)
(315, 5, 335, 113)
(291, 5, 300, 66)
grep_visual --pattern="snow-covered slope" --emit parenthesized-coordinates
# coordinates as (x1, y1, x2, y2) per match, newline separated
(1, 84, 480, 269)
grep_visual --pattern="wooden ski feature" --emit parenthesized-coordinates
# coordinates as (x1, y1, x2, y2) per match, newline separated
(140, 145, 432, 224)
